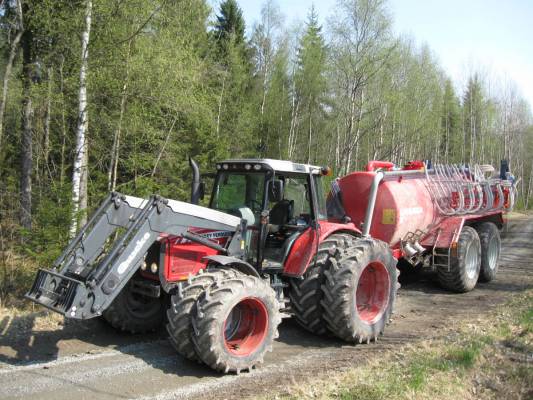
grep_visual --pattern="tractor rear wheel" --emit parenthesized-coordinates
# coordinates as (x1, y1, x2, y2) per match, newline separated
(321, 238, 398, 343)
(191, 272, 281, 373)
(476, 222, 501, 283)
(437, 226, 481, 292)
(103, 278, 165, 334)
(289, 233, 355, 335)
(166, 268, 236, 361)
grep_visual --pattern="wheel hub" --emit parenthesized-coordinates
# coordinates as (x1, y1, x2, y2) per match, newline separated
(224, 297, 268, 356)
(487, 236, 499, 271)
(356, 262, 390, 324)
(465, 241, 480, 280)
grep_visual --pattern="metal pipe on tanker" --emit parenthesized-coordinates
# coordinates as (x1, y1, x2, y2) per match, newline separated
(362, 172, 384, 237)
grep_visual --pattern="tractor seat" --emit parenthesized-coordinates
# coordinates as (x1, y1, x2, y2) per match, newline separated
(269, 199, 294, 226)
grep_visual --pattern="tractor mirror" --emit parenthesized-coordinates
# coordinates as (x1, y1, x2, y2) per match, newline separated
(268, 179, 284, 202)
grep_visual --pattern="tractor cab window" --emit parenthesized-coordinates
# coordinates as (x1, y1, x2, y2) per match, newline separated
(282, 176, 311, 222)
(211, 172, 265, 225)
(269, 174, 312, 226)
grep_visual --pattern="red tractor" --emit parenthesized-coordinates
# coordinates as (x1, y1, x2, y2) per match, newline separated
(26, 158, 515, 373)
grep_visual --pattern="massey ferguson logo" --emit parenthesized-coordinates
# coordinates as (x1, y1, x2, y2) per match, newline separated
(174, 230, 232, 244)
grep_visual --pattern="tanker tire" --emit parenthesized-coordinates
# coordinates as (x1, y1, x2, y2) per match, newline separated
(321, 238, 398, 343)
(103, 279, 165, 334)
(476, 222, 501, 283)
(289, 233, 356, 335)
(166, 268, 237, 362)
(436, 226, 481, 293)
(191, 272, 281, 373)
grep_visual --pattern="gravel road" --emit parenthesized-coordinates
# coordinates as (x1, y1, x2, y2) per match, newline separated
(0, 217, 531, 400)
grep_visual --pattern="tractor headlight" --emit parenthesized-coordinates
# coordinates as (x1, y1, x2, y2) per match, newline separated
(141, 261, 147, 271)
(254, 164, 261, 170)
(150, 262, 158, 274)
(222, 164, 229, 170)
(245, 164, 251, 170)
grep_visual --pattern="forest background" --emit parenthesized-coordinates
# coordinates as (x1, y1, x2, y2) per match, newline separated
(0, 0, 531, 304)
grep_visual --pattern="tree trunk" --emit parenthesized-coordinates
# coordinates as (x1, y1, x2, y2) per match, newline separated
(59, 57, 67, 187)
(0, 0, 23, 152)
(107, 41, 131, 191)
(20, 24, 33, 230)
(43, 66, 52, 168)
(70, 0, 92, 237)
(151, 117, 178, 177)
(215, 75, 225, 139)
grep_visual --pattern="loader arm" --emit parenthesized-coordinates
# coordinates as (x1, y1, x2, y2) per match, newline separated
(26, 193, 242, 320)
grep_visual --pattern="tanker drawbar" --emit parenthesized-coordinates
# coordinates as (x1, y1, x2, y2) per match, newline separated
(25, 192, 242, 319)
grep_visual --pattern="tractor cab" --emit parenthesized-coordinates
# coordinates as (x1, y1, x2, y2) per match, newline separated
(211, 159, 329, 270)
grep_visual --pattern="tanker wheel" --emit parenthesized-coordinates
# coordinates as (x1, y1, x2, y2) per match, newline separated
(476, 222, 501, 283)
(191, 272, 281, 373)
(436, 226, 481, 293)
(166, 267, 237, 362)
(321, 238, 398, 343)
(103, 278, 165, 334)
(289, 233, 355, 335)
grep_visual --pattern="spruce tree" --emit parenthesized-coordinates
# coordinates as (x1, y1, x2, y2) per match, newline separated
(440, 79, 461, 163)
(294, 5, 327, 163)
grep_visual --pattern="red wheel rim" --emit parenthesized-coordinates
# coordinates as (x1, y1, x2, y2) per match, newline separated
(223, 297, 269, 356)
(356, 261, 390, 324)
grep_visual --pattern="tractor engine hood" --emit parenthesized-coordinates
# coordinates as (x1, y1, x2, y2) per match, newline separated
(123, 195, 242, 231)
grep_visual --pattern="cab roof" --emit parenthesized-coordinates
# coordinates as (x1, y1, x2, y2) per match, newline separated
(218, 159, 323, 175)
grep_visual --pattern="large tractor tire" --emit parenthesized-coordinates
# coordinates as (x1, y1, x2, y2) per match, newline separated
(436, 226, 481, 293)
(103, 279, 165, 334)
(191, 272, 281, 373)
(476, 222, 501, 283)
(289, 233, 355, 335)
(166, 268, 237, 361)
(321, 238, 398, 343)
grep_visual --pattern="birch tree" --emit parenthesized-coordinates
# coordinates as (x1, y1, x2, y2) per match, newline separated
(70, 0, 92, 236)
(0, 0, 23, 152)
(19, 2, 32, 230)
(329, 0, 395, 175)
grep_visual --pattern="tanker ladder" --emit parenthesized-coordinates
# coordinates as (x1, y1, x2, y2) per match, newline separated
(430, 227, 459, 272)
(25, 192, 244, 320)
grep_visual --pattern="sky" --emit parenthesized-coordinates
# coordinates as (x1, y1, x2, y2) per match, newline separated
(223, 0, 533, 110)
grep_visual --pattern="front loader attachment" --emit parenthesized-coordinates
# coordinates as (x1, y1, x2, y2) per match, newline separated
(25, 192, 242, 319)
(27, 269, 83, 315)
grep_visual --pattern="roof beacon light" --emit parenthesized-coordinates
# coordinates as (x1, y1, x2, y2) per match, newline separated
(321, 166, 332, 176)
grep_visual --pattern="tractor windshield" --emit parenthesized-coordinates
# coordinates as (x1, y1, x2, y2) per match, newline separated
(210, 172, 266, 224)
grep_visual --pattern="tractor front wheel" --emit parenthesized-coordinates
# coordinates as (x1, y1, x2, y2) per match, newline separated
(321, 238, 398, 343)
(191, 272, 281, 373)
(166, 268, 237, 361)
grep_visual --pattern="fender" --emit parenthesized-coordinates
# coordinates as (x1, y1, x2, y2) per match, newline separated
(418, 211, 504, 250)
(203, 255, 261, 278)
(283, 221, 361, 278)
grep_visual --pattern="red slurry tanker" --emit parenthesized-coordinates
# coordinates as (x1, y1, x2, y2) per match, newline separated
(26, 158, 515, 373)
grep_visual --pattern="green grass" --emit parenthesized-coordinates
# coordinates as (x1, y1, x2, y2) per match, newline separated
(519, 307, 533, 333)
(273, 291, 533, 400)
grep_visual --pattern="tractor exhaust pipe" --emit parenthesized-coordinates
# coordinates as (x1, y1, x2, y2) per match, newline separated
(190, 157, 201, 205)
